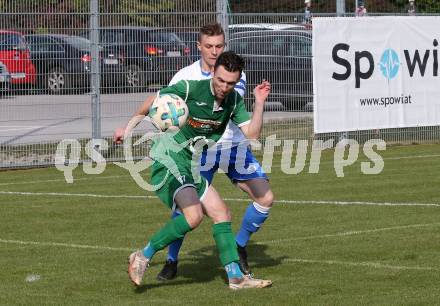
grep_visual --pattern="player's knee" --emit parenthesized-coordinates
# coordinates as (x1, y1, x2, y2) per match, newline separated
(211, 207, 231, 223)
(259, 189, 274, 208)
(183, 207, 204, 229)
(186, 214, 203, 229)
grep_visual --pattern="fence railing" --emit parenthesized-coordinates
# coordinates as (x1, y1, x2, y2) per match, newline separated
(0, 0, 439, 169)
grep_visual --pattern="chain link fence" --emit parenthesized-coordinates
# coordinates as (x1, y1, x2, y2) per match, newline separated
(1, 0, 439, 168)
(229, 0, 440, 15)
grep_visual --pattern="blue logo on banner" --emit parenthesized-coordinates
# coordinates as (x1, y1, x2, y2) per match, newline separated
(379, 49, 400, 80)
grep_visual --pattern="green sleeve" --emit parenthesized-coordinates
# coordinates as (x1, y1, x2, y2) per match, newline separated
(231, 95, 251, 127)
(159, 80, 188, 100)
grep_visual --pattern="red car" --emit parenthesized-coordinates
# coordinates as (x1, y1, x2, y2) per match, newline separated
(0, 30, 36, 85)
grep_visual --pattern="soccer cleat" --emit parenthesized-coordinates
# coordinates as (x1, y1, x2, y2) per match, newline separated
(156, 259, 178, 281)
(229, 275, 272, 290)
(127, 251, 149, 286)
(237, 244, 252, 276)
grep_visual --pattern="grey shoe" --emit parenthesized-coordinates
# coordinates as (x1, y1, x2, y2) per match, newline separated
(229, 274, 272, 290)
(127, 251, 149, 286)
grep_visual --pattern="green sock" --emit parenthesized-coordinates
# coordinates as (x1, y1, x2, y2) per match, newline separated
(149, 214, 192, 251)
(212, 222, 239, 266)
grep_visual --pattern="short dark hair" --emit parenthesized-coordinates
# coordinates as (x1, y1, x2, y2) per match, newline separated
(214, 51, 245, 75)
(198, 22, 225, 42)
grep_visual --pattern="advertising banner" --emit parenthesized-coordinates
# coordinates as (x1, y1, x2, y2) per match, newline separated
(313, 17, 440, 133)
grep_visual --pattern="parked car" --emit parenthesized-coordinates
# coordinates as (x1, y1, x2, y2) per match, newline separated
(229, 30, 312, 111)
(176, 25, 312, 65)
(0, 60, 11, 93)
(24, 34, 126, 94)
(228, 23, 311, 34)
(0, 30, 36, 86)
(176, 31, 199, 63)
(86, 26, 191, 91)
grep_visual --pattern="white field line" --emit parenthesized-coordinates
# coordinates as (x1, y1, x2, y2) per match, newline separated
(3, 236, 435, 272)
(0, 153, 439, 187)
(182, 257, 438, 272)
(1, 222, 438, 253)
(1, 223, 438, 272)
(256, 222, 440, 246)
(0, 238, 132, 252)
(1, 222, 439, 272)
(1, 190, 440, 208)
(272, 153, 440, 169)
(282, 258, 439, 271)
(379, 154, 440, 161)
(265, 199, 440, 207)
(0, 175, 126, 186)
(0, 191, 151, 199)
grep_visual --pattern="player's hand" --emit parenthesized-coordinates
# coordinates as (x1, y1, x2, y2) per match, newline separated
(113, 127, 125, 144)
(253, 80, 271, 107)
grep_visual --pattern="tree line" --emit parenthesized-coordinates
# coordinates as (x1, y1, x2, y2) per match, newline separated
(0, 0, 438, 34)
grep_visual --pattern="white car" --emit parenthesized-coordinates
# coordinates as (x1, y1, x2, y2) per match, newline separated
(0, 60, 11, 93)
(228, 23, 310, 34)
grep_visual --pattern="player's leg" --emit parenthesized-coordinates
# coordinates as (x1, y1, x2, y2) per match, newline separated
(235, 178, 273, 271)
(128, 159, 208, 286)
(128, 186, 205, 286)
(235, 178, 274, 247)
(202, 185, 272, 289)
(155, 210, 182, 281)
(227, 145, 274, 275)
(200, 185, 231, 223)
(158, 147, 220, 281)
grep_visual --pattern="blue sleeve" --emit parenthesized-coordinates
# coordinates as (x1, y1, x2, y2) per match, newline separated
(234, 71, 247, 97)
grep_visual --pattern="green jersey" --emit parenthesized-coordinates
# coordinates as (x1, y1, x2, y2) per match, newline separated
(150, 79, 250, 208)
(159, 79, 250, 145)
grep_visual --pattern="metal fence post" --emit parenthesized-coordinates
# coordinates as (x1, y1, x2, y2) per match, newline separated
(217, 0, 229, 47)
(336, 0, 346, 16)
(90, 0, 101, 141)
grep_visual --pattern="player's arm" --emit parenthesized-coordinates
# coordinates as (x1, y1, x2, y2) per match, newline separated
(113, 94, 157, 144)
(134, 95, 156, 116)
(239, 81, 271, 140)
(130, 69, 185, 120)
(113, 80, 189, 143)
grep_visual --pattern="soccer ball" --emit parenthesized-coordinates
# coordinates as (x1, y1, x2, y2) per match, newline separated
(149, 93, 188, 131)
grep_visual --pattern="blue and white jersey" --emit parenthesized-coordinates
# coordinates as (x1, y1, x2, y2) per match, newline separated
(168, 60, 247, 146)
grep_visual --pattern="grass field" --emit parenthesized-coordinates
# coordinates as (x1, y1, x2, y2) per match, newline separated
(0, 143, 439, 305)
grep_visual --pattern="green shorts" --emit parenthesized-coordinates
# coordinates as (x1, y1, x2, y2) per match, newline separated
(151, 149, 208, 210)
